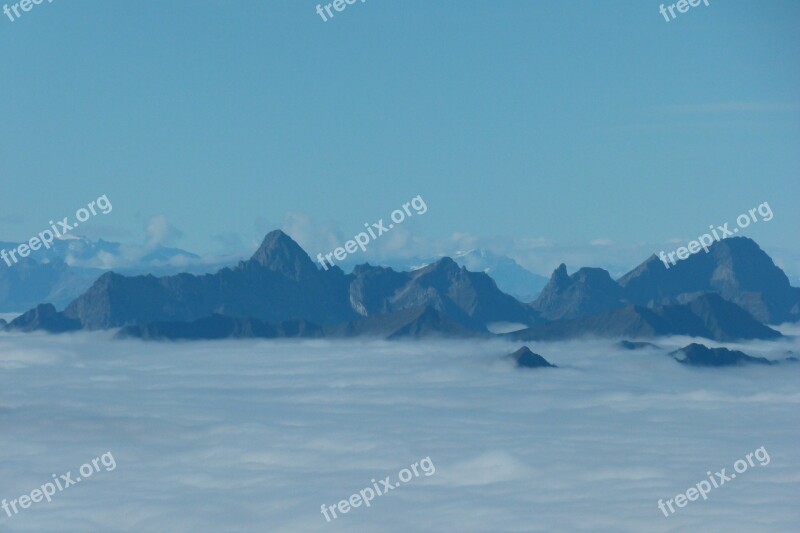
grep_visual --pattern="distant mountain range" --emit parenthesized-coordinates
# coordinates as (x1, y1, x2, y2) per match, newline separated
(532, 237, 800, 325)
(0, 236, 548, 311)
(0, 236, 227, 312)
(12, 231, 532, 333)
(4, 231, 798, 342)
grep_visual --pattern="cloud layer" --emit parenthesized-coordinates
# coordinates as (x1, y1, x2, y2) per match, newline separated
(1, 330, 799, 531)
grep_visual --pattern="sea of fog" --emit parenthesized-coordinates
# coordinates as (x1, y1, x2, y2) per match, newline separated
(1, 327, 799, 532)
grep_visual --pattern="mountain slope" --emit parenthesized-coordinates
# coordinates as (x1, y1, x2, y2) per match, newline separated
(388, 249, 549, 302)
(511, 293, 781, 342)
(618, 237, 800, 324)
(115, 314, 323, 341)
(327, 305, 479, 339)
(531, 264, 626, 321)
(5, 304, 81, 333)
(452, 249, 548, 302)
(384, 258, 539, 329)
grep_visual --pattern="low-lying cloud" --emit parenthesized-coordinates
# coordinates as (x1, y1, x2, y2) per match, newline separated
(1, 330, 798, 531)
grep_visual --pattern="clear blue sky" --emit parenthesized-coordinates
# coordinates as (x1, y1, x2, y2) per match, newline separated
(1, 1, 798, 272)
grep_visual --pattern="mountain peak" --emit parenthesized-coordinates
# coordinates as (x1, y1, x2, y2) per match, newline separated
(619, 236, 798, 322)
(7, 303, 81, 333)
(573, 267, 615, 284)
(532, 264, 624, 321)
(414, 256, 461, 277)
(551, 263, 569, 287)
(509, 346, 556, 368)
(248, 230, 318, 280)
(715, 235, 761, 252)
(433, 256, 460, 269)
(253, 230, 299, 254)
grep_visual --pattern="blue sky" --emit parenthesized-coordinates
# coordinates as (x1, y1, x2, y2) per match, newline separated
(1, 1, 798, 275)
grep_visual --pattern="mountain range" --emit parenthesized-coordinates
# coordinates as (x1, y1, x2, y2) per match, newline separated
(4, 231, 798, 342)
(397, 249, 549, 302)
(532, 237, 800, 324)
(0, 236, 549, 312)
(0, 236, 225, 312)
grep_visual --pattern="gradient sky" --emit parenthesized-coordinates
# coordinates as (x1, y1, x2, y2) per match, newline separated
(1, 1, 798, 275)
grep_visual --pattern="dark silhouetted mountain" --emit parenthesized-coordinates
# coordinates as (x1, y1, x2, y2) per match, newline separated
(677, 293, 782, 341)
(619, 237, 800, 324)
(371, 249, 549, 302)
(511, 294, 780, 342)
(617, 340, 660, 350)
(42, 231, 536, 334)
(327, 305, 479, 339)
(9, 231, 798, 342)
(115, 314, 323, 341)
(62, 231, 358, 329)
(347, 264, 410, 317)
(371, 258, 539, 330)
(249, 230, 320, 282)
(5, 304, 81, 333)
(670, 343, 772, 367)
(512, 305, 671, 341)
(531, 264, 626, 321)
(509, 346, 556, 368)
(119, 306, 476, 341)
(525, 238, 800, 326)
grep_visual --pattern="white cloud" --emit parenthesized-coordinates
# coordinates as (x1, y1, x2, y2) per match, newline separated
(280, 211, 344, 257)
(0, 332, 798, 531)
(145, 215, 184, 248)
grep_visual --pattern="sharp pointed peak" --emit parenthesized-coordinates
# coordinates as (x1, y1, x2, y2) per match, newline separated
(549, 263, 569, 284)
(255, 229, 299, 249)
(248, 230, 316, 279)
